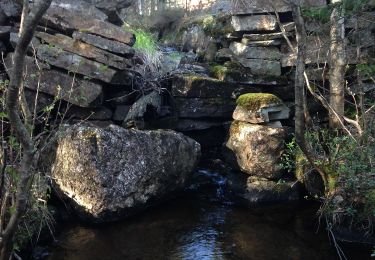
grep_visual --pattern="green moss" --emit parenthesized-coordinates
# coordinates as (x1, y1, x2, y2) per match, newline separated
(236, 93, 282, 111)
(210, 64, 228, 81)
(185, 74, 220, 82)
(322, 164, 338, 192)
(295, 149, 308, 183)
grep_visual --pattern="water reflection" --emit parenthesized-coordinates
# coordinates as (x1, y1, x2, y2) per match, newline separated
(47, 170, 371, 260)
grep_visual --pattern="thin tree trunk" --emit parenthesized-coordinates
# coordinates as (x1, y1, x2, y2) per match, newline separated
(329, 3, 346, 129)
(0, 1, 52, 259)
(291, 2, 329, 193)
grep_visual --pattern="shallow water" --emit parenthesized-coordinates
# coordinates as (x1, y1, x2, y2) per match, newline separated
(47, 169, 372, 260)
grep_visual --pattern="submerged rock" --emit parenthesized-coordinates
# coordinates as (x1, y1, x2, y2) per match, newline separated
(51, 124, 200, 222)
(228, 173, 300, 203)
(226, 121, 285, 179)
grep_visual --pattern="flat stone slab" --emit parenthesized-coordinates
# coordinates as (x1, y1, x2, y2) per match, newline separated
(36, 32, 132, 70)
(36, 44, 133, 84)
(72, 31, 135, 57)
(171, 75, 262, 99)
(231, 15, 277, 32)
(175, 98, 236, 119)
(41, 6, 135, 45)
(5, 54, 103, 107)
(66, 106, 113, 120)
(0, 26, 11, 40)
(230, 42, 281, 60)
(51, 0, 108, 21)
(241, 39, 282, 47)
(237, 58, 281, 77)
(233, 103, 290, 123)
(243, 31, 293, 41)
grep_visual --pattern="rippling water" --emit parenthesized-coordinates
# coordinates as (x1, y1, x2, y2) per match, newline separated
(47, 169, 371, 260)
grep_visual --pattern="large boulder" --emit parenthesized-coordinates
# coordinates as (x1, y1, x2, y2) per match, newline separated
(51, 124, 200, 222)
(226, 121, 285, 179)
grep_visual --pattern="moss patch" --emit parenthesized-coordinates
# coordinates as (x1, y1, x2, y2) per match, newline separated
(210, 64, 228, 80)
(236, 93, 282, 111)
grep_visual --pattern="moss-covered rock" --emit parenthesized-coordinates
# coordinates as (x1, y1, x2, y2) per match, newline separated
(232, 93, 289, 123)
(236, 93, 282, 111)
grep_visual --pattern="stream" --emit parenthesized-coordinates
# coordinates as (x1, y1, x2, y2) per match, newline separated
(45, 169, 372, 260)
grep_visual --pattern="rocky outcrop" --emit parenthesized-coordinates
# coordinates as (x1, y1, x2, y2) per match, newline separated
(51, 124, 201, 222)
(3, 1, 140, 125)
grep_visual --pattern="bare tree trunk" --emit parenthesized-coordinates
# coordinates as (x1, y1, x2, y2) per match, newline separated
(0, 1, 52, 259)
(329, 2, 346, 129)
(291, 2, 330, 193)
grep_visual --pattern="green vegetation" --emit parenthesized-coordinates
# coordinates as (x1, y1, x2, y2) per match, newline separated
(236, 93, 282, 111)
(129, 28, 159, 55)
(209, 64, 228, 81)
(302, 0, 372, 23)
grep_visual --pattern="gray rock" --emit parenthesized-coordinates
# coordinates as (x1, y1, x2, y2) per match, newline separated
(229, 42, 281, 60)
(83, 0, 135, 11)
(24, 89, 55, 115)
(72, 31, 135, 57)
(215, 48, 234, 62)
(237, 58, 281, 76)
(5, 54, 103, 107)
(181, 25, 209, 52)
(42, 6, 135, 45)
(113, 105, 130, 121)
(231, 0, 326, 14)
(65, 106, 113, 120)
(171, 75, 256, 99)
(35, 32, 132, 70)
(242, 32, 292, 41)
(226, 121, 285, 179)
(175, 98, 236, 119)
(51, 124, 200, 222)
(231, 15, 277, 32)
(36, 44, 133, 84)
(123, 91, 162, 128)
(10, 32, 41, 53)
(51, 0, 108, 21)
(241, 39, 282, 47)
(156, 118, 224, 131)
(228, 174, 300, 203)
(0, 26, 11, 40)
(0, 0, 21, 18)
(0, 41, 6, 53)
(233, 102, 290, 124)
